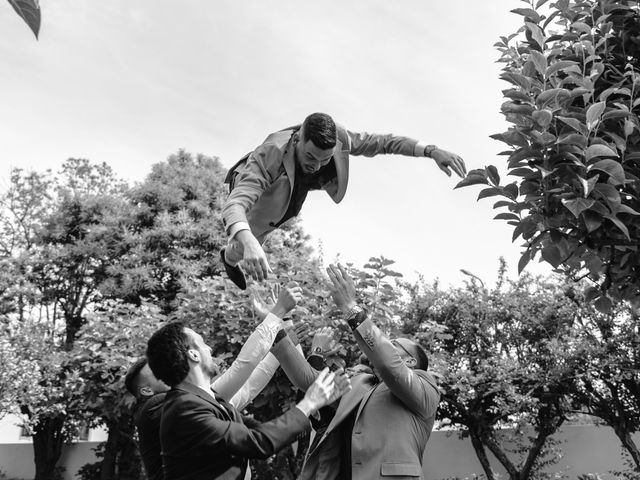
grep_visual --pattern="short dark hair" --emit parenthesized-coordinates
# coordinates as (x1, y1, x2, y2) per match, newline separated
(124, 357, 148, 397)
(413, 343, 429, 371)
(301, 113, 337, 149)
(396, 338, 429, 371)
(146, 322, 192, 387)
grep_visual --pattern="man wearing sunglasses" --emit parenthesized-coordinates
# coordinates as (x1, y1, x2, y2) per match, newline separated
(271, 263, 440, 480)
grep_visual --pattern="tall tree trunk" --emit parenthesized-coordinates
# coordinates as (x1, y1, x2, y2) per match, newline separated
(612, 424, 640, 470)
(32, 415, 66, 480)
(469, 431, 496, 480)
(100, 420, 120, 480)
(116, 415, 142, 480)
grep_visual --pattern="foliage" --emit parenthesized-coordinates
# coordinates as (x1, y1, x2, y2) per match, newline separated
(457, 0, 640, 311)
(6, 0, 40, 39)
(403, 262, 577, 480)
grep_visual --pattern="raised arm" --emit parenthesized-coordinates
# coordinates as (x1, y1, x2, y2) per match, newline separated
(345, 128, 466, 178)
(326, 264, 440, 418)
(271, 330, 320, 392)
(212, 284, 302, 401)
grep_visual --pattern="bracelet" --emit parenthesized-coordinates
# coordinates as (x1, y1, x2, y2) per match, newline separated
(423, 145, 438, 158)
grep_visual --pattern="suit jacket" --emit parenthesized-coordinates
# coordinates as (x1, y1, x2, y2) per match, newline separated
(160, 382, 311, 480)
(135, 393, 167, 480)
(271, 318, 440, 480)
(222, 125, 420, 241)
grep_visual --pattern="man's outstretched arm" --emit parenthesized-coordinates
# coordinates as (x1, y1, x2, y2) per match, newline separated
(345, 128, 466, 178)
(212, 284, 302, 401)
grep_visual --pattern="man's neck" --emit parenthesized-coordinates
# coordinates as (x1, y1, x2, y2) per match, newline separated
(180, 369, 212, 393)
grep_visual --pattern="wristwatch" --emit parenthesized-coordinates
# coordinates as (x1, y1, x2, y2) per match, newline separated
(423, 145, 438, 158)
(344, 305, 367, 329)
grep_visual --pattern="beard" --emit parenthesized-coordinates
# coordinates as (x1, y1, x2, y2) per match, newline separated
(203, 357, 220, 379)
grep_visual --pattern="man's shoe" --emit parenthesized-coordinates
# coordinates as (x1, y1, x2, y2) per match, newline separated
(220, 248, 247, 290)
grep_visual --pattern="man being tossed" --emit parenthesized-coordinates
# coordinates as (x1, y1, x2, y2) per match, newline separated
(220, 112, 466, 288)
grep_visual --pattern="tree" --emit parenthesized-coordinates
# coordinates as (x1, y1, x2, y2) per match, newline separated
(403, 263, 577, 480)
(457, 0, 640, 311)
(72, 300, 166, 480)
(561, 289, 640, 471)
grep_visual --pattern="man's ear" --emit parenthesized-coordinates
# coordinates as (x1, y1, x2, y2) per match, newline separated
(187, 348, 200, 362)
(139, 386, 154, 398)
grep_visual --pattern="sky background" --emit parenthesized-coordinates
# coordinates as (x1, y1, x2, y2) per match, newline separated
(1, 0, 553, 288)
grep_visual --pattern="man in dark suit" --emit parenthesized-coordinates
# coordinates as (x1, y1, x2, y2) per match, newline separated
(146, 321, 351, 480)
(220, 112, 466, 289)
(125, 358, 170, 480)
(271, 264, 441, 480)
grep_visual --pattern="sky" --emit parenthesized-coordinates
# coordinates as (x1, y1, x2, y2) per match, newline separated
(0, 0, 553, 288)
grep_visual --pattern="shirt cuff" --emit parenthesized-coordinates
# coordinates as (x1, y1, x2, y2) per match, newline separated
(262, 312, 284, 332)
(229, 221, 251, 239)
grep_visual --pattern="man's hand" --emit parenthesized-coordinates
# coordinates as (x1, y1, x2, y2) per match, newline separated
(251, 284, 279, 321)
(237, 230, 272, 282)
(311, 327, 341, 357)
(326, 264, 357, 313)
(431, 148, 466, 178)
(271, 283, 303, 319)
(296, 368, 351, 416)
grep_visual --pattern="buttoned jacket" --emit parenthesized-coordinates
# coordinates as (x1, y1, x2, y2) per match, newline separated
(160, 382, 311, 480)
(271, 318, 440, 480)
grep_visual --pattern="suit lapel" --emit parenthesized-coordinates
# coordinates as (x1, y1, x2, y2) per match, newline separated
(178, 382, 235, 421)
(309, 374, 376, 454)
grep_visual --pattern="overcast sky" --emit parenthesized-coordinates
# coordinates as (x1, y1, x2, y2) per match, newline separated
(0, 0, 552, 287)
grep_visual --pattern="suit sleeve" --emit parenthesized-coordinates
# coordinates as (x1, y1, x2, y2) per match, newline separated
(229, 352, 280, 411)
(165, 395, 311, 460)
(222, 143, 283, 234)
(352, 317, 440, 419)
(212, 313, 282, 401)
(270, 335, 320, 391)
(346, 130, 420, 157)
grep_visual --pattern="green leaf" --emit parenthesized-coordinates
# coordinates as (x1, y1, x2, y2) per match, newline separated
(537, 88, 571, 107)
(585, 144, 618, 161)
(572, 21, 592, 35)
(486, 165, 500, 185)
(542, 244, 563, 268)
(558, 116, 588, 136)
(579, 175, 599, 197)
(503, 183, 519, 200)
(454, 174, 488, 189)
(562, 198, 595, 217)
(616, 204, 640, 216)
(526, 21, 546, 48)
(546, 60, 579, 77)
(500, 72, 532, 91)
(511, 8, 541, 22)
(494, 213, 520, 221)
(532, 109, 553, 127)
(508, 167, 536, 177)
(494, 200, 514, 209)
(478, 187, 503, 200)
(586, 102, 606, 131)
(582, 209, 602, 232)
(529, 50, 548, 76)
(604, 215, 630, 240)
(584, 286, 600, 303)
(7, 0, 40, 39)
(594, 295, 612, 314)
(588, 159, 625, 185)
(556, 133, 587, 149)
(518, 250, 531, 273)
(593, 183, 621, 207)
